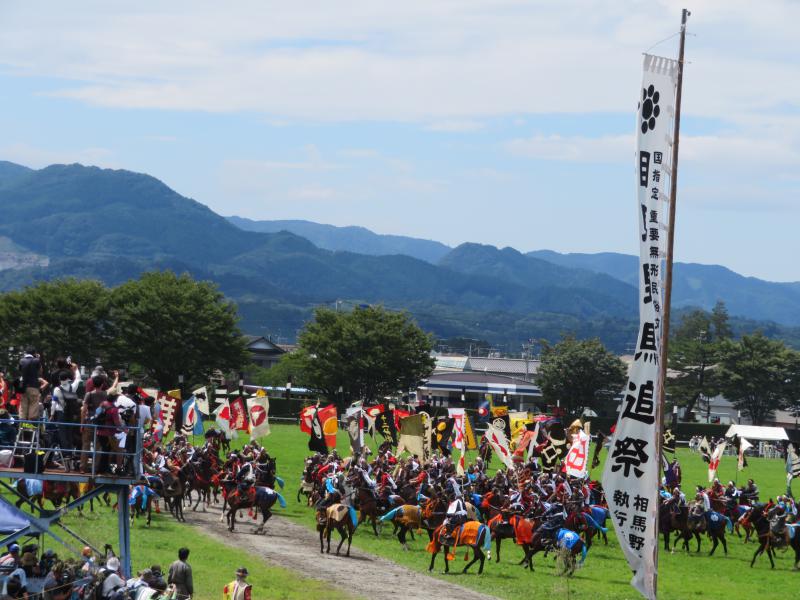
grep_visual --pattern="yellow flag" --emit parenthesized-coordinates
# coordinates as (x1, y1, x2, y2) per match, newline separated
(464, 414, 477, 450)
(167, 389, 181, 401)
(255, 388, 267, 397)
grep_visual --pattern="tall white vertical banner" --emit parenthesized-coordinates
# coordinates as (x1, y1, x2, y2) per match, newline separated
(602, 53, 677, 600)
(448, 408, 466, 475)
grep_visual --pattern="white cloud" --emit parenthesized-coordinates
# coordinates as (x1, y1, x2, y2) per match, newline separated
(1, 0, 798, 126)
(425, 120, 485, 132)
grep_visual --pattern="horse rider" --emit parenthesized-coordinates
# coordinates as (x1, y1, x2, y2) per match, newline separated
(537, 501, 566, 547)
(742, 479, 760, 504)
(444, 491, 468, 537)
(695, 485, 711, 513)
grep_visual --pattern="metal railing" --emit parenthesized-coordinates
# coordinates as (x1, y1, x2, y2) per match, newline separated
(0, 418, 143, 479)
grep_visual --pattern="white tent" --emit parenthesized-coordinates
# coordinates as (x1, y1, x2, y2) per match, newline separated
(724, 424, 789, 441)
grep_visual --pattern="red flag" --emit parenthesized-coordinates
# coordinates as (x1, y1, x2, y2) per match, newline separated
(300, 405, 316, 434)
(317, 404, 338, 448)
(394, 409, 411, 429)
(229, 397, 249, 431)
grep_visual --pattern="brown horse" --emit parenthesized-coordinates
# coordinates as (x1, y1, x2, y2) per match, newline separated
(317, 503, 356, 556)
(427, 521, 491, 574)
(225, 485, 284, 534)
(15, 479, 79, 509)
(380, 504, 422, 550)
(487, 512, 517, 563)
(659, 503, 692, 552)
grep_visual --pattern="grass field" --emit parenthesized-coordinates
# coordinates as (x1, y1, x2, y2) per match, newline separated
(251, 423, 798, 600)
(8, 422, 799, 600)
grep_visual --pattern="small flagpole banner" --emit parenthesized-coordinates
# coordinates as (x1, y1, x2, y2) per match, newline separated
(602, 52, 678, 600)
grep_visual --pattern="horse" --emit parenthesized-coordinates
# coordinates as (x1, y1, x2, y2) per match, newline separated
(521, 527, 587, 575)
(686, 504, 732, 555)
(659, 503, 692, 552)
(487, 512, 517, 563)
(160, 469, 186, 522)
(317, 503, 357, 556)
(129, 484, 158, 527)
(564, 508, 607, 550)
(427, 521, 491, 574)
(750, 503, 778, 568)
(15, 479, 79, 509)
(380, 505, 422, 550)
(226, 485, 286, 534)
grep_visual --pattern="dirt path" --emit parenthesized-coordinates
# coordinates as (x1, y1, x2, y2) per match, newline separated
(185, 506, 498, 600)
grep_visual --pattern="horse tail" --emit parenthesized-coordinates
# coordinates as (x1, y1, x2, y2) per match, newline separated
(276, 492, 287, 509)
(349, 506, 358, 528)
(579, 541, 588, 565)
(724, 515, 733, 533)
(274, 476, 285, 490)
(380, 507, 401, 522)
(481, 524, 492, 555)
(583, 512, 608, 534)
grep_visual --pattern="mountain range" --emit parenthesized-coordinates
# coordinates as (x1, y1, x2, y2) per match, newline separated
(230, 216, 800, 327)
(0, 160, 798, 352)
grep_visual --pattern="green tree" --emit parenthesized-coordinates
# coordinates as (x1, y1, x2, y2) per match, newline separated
(711, 300, 733, 340)
(109, 271, 249, 389)
(667, 309, 721, 421)
(245, 352, 308, 389)
(536, 336, 627, 417)
(295, 306, 435, 403)
(0, 279, 112, 372)
(715, 333, 797, 425)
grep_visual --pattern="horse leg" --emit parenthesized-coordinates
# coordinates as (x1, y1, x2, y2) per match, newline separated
(709, 534, 718, 556)
(326, 525, 332, 553)
(346, 525, 353, 557)
(720, 532, 728, 555)
(319, 528, 325, 554)
(768, 545, 775, 569)
(398, 526, 409, 551)
(695, 532, 701, 553)
(751, 542, 765, 567)
(219, 498, 228, 522)
(464, 549, 481, 574)
(336, 524, 347, 555)
(496, 537, 501, 563)
(428, 550, 438, 572)
(371, 514, 379, 537)
(663, 531, 670, 552)
(443, 546, 450, 573)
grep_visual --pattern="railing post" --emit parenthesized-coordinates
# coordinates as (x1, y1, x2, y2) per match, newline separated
(91, 426, 97, 478)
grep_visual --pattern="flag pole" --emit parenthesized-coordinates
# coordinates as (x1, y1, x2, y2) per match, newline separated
(654, 8, 690, 597)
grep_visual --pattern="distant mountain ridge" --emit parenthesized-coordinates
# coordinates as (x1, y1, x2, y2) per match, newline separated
(227, 216, 451, 263)
(528, 250, 800, 327)
(0, 160, 798, 350)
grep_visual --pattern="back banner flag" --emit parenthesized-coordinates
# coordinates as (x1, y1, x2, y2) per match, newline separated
(345, 407, 363, 454)
(448, 408, 467, 475)
(708, 441, 727, 482)
(565, 429, 590, 479)
(193, 386, 210, 415)
(602, 53, 678, 600)
(787, 444, 800, 495)
(737, 437, 751, 471)
(228, 397, 249, 431)
(376, 409, 397, 444)
(432, 417, 455, 456)
(397, 413, 427, 461)
(484, 422, 513, 468)
(181, 396, 203, 436)
(247, 395, 270, 439)
(308, 405, 328, 454)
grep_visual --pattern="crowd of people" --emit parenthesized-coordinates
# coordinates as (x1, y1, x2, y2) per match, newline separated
(0, 351, 153, 475)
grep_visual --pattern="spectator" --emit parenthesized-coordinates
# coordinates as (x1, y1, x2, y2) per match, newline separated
(95, 395, 123, 475)
(0, 371, 8, 409)
(125, 568, 154, 596)
(19, 545, 38, 578)
(50, 373, 77, 456)
(100, 557, 125, 600)
(222, 567, 252, 600)
(167, 548, 193, 600)
(18, 350, 45, 422)
(149, 565, 166, 592)
(0, 544, 20, 569)
(42, 560, 70, 600)
(0, 408, 16, 450)
(130, 386, 152, 430)
(80, 378, 108, 473)
(3, 567, 27, 599)
(85, 368, 118, 394)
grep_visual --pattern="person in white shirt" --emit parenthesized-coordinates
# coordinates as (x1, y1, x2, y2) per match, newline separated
(101, 556, 126, 599)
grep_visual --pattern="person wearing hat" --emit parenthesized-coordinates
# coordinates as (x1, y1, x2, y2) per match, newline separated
(101, 556, 125, 599)
(0, 543, 20, 568)
(222, 567, 251, 600)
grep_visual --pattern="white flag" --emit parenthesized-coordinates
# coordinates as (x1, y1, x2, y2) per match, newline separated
(484, 423, 514, 469)
(738, 437, 752, 471)
(565, 429, 590, 479)
(602, 53, 678, 600)
(247, 395, 270, 440)
(193, 386, 210, 415)
(708, 441, 727, 482)
(213, 399, 237, 439)
(449, 408, 466, 475)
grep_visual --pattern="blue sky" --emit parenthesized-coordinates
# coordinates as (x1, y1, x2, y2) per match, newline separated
(1, 1, 798, 281)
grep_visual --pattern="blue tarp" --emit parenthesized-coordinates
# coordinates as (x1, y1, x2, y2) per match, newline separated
(0, 501, 31, 534)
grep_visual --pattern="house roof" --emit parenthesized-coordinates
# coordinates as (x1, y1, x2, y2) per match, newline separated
(725, 424, 789, 441)
(466, 357, 539, 376)
(420, 371, 541, 397)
